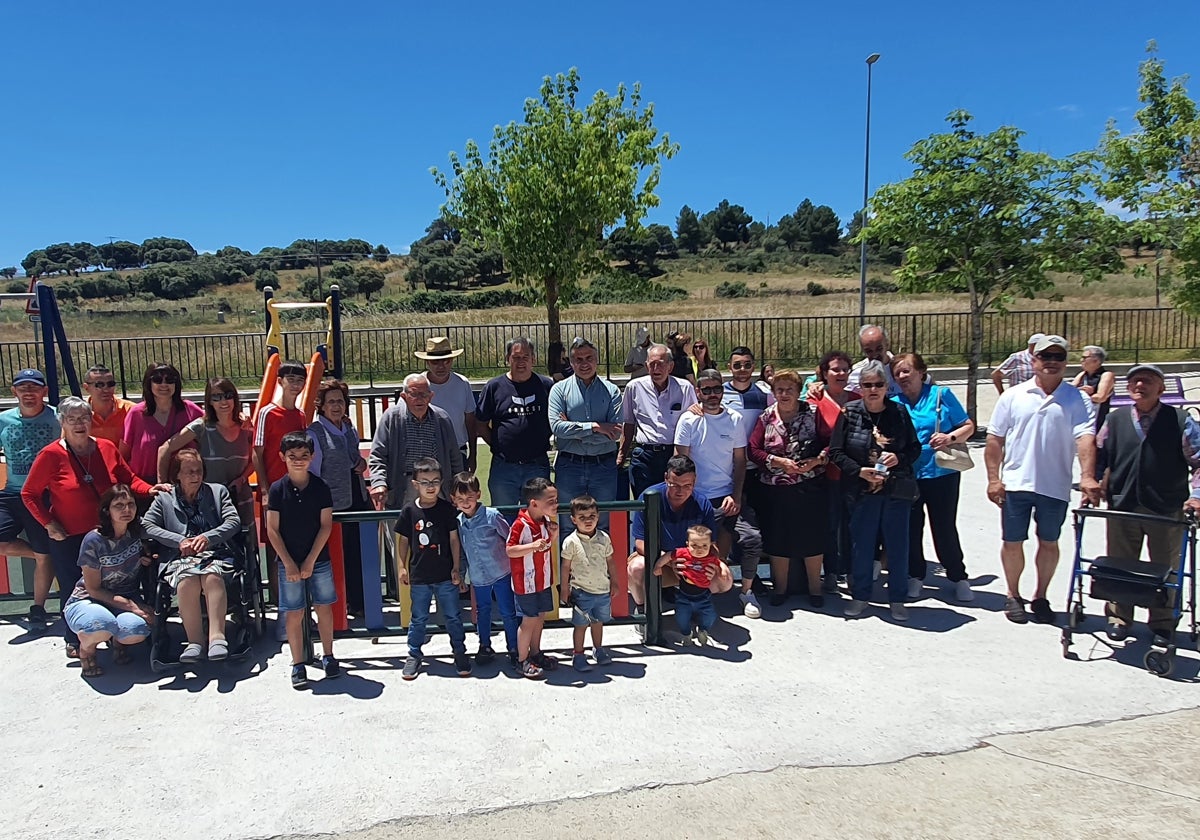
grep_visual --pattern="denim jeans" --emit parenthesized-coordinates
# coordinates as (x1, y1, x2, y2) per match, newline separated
(848, 491, 911, 602)
(554, 454, 617, 537)
(825, 478, 851, 577)
(473, 575, 519, 653)
(674, 589, 716, 634)
(629, 446, 673, 500)
(487, 458, 550, 508)
(408, 581, 467, 657)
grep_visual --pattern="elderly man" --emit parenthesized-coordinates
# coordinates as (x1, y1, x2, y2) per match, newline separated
(475, 336, 554, 507)
(1096, 364, 1200, 643)
(985, 335, 1099, 625)
(619, 343, 693, 499)
(368, 373, 462, 508)
(624, 327, 652, 378)
(549, 337, 621, 533)
(81, 364, 134, 445)
(416, 336, 477, 471)
(992, 333, 1045, 393)
(847, 324, 900, 396)
(0, 369, 60, 627)
(627, 455, 735, 628)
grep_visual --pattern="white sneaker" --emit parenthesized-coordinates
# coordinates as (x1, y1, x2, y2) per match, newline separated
(954, 579, 974, 602)
(907, 577, 923, 599)
(740, 591, 762, 619)
(844, 599, 868, 617)
(873, 560, 881, 581)
(180, 643, 203, 664)
(891, 603, 910, 621)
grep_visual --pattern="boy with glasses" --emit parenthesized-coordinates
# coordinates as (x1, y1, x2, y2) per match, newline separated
(395, 457, 471, 680)
(82, 365, 133, 445)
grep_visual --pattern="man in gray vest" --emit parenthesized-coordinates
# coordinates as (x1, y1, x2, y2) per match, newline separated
(368, 373, 463, 508)
(1096, 364, 1200, 642)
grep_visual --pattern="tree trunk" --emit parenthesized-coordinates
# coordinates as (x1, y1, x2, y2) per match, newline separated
(967, 293, 984, 428)
(545, 276, 562, 376)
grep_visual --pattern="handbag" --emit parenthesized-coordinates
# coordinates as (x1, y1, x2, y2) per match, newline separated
(933, 387, 974, 472)
(887, 475, 920, 502)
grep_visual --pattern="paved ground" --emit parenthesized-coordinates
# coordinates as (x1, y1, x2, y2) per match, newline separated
(5, 387, 1200, 840)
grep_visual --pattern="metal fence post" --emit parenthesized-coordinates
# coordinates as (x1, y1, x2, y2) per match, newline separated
(116, 341, 128, 400)
(605, 321, 611, 380)
(643, 489, 663, 645)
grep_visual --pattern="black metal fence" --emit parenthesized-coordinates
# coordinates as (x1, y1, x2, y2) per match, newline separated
(4, 308, 1199, 396)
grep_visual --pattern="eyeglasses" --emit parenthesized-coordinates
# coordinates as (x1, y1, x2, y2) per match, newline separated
(150, 374, 178, 385)
(415, 478, 442, 488)
(730, 362, 754, 371)
(210, 392, 238, 403)
(405, 391, 432, 400)
(88, 380, 117, 389)
(1037, 352, 1067, 362)
(860, 381, 888, 389)
(699, 386, 723, 395)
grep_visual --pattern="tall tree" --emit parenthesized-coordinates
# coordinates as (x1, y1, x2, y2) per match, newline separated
(675, 204, 704, 253)
(862, 110, 1124, 421)
(1099, 42, 1200, 310)
(434, 67, 678, 369)
(700, 199, 753, 250)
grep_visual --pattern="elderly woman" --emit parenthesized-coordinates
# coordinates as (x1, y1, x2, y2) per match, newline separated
(122, 361, 203, 485)
(666, 331, 697, 386)
(143, 450, 242, 663)
(747, 369, 828, 608)
(62, 485, 155, 677)
(157, 377, 255, 535)
(828, 359, 921, 621)
(891, 353, 976, 602)
(1073, 345, 1114, 480)
(22, 397, 167, 657)
(307, 379, 369, 616)
(811, 350, 859, 591)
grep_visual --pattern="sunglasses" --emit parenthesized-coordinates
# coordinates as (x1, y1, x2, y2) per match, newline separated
(860, 381, 888, 389)
(89, 380, 117, 389)
(150, 374, 178, 384)
(1037, 352, 1067, 362)
(699, 386, 723, 395)
(210, 392, 238, 403)
(693, 344, 707, 349)
(730, 362, 754, 371)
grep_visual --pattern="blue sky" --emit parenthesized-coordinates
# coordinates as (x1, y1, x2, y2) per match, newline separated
(1, 0, 1197, 270)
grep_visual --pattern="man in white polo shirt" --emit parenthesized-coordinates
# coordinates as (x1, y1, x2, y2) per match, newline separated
(985, 334, 1100, 625)
(674, 368, 746, 559)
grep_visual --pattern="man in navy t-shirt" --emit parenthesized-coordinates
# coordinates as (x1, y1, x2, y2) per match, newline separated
(475, 336, 554, 506)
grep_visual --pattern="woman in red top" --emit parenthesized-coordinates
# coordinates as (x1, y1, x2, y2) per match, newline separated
(810, 350, 860, 591)
(23, 396, 168, 655)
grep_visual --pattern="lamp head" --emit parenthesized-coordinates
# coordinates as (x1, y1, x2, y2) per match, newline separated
(866, 53, 881, 65)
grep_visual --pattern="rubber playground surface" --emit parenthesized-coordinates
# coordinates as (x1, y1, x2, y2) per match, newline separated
(4, 462, 1200, 840)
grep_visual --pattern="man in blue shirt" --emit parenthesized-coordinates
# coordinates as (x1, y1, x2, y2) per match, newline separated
(549, 337, 622, 536)
(628, 455, 733, 620)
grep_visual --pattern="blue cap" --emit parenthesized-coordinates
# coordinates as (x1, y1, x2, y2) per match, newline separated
(12, 369, 46, 387)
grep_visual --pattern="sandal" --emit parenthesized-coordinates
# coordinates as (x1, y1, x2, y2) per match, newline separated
(112, 642, 133, 666)
(66, 643, 80, 660)
(80, 652, 103, 678)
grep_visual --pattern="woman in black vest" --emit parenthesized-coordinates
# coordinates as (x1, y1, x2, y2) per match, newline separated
(1073, 345, 1114, 480)
(307, 380, 370, 617)
(828, 360, 921, 621)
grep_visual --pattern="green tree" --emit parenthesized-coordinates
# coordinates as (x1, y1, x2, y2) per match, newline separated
(1099, 42, 1200, 310)
(0, 267, 17, 279)
(863, 110, 1124, 420)
(372, 243, 391, 262)
(254, 268, 279, 291)
(353, 264, 386, 300)
(675, 204, 704, 253)
(141, 237, 197, 264)
(327, 262, 355, 281)
(434, 67, 678, 362)
(98, 240, 142, 270)
(700, 199, 753, 250)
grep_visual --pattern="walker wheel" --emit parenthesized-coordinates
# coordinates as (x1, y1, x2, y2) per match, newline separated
(1145, 648, 1175, 677)
(371, 636, 380, 645)
(1068, 606, 1084, 629)
(1061, 630, 1072, 659)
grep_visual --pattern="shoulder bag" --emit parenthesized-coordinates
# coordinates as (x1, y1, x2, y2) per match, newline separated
(933, 387, 974, 472)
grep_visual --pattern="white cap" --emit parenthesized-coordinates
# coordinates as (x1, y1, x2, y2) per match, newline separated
(1028, 332, 1045, 346)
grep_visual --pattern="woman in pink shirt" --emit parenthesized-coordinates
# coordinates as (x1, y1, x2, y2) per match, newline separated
(121, 362, 203, 484)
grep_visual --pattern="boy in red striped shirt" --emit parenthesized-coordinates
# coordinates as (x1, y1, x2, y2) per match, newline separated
(506, 477, 559, 679)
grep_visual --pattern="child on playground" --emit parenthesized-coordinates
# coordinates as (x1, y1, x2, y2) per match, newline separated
(559, 495, 617, 672)
(450, 471, 520, 668)
(265, 431, 338, 690)
(506, 476, 559, 680)
(395, 457, 471, 681)
(656, 524, 720, 646)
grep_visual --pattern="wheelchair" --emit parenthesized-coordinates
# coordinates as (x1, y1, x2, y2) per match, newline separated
(1062, 508, 1198, 677)
(147, 531, 265, 673)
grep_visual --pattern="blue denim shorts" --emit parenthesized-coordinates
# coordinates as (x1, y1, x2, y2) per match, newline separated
(514, 587, 553, 618)
(570, 589, 613, 626)
(63, 599, 150, 641)
(278, 560, 337, 611)
(1002, 491, 1069, 543)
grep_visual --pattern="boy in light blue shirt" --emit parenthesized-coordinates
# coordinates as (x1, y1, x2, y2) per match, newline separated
(450, 471, 520, 667)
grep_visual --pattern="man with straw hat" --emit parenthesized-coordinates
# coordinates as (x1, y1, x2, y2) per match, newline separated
(416, 336, 477, 471)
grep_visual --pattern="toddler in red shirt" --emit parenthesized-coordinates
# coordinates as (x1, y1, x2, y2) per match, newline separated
(655, 524, 720, 646)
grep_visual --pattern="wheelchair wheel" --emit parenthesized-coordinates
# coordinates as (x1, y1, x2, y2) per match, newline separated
(1145, 647, 1175, 677)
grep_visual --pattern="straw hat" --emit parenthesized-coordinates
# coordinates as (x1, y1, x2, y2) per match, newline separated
(414, 336, 464, 360)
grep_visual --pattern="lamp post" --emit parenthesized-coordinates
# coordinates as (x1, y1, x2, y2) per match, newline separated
(858, 52, 881, 324)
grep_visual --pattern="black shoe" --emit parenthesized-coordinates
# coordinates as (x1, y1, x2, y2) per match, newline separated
(291, 663, 308, 690)
(321, 654, 340, 679)
(1105, 623, 1129, 642)
(28, 604, 50, 624)
(454, 652, 473, 676)
(532, 652, 558, 671)
(769, 592, 787, 607)
(402, 654, 422, 681)
(476, 645, 495, 665)
(507, 650, 520, 668)
(1152, 629, 1175, 647)
(809, 594, 824, 609)
(1029, 598, 1056, 625)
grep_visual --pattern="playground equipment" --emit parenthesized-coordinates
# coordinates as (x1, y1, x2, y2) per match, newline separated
(0, 281, 80, 404)
(262, 284, 342, 379)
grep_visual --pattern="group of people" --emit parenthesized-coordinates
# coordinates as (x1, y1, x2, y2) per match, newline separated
(2, 320, 1195, 686)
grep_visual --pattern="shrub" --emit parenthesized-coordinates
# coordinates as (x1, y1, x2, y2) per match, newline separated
(722, 254, 767, 273)
(806, 281, 829, 296)
(715, 280, 749, 298)
(865, 277, 898, 294)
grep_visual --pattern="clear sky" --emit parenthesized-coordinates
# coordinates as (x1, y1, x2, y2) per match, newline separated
(2, 0, 1197, 270)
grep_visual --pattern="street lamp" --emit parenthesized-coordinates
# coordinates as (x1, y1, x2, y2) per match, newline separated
(858, 52, 881, 323)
